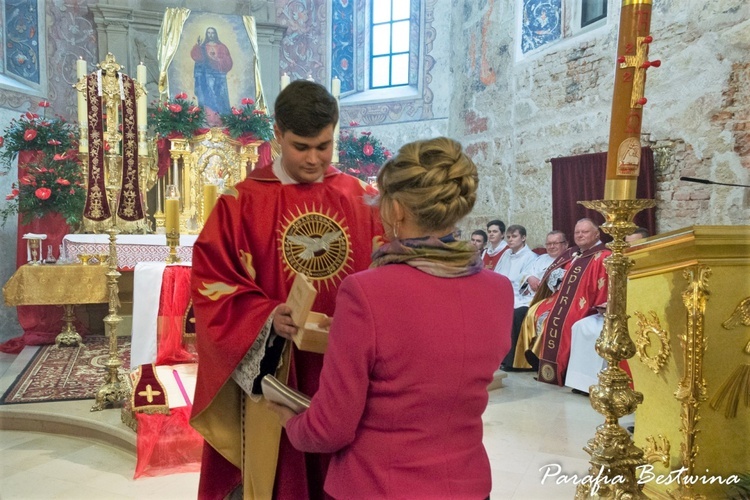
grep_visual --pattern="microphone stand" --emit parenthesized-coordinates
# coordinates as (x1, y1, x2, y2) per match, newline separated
(680, 177, 750, 188)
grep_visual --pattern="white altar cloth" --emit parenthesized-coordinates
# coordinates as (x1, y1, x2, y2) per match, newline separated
(62, 234, 197, 270)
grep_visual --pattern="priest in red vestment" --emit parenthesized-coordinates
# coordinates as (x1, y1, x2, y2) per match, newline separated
(522, 218, 610, 385)
(190, 80, 383, 499)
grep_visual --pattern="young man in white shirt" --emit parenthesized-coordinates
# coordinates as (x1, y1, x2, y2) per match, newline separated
(495, 225, 539, 371)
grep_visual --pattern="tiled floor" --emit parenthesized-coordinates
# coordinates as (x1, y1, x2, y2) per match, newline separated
(0, 350, 627, 499)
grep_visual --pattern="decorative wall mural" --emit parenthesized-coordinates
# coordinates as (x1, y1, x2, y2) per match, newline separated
(278, 0, 327, 83)
(521, 0, 561, 54)
(331, 0, 354, 92)
(4, 0, 41, 84)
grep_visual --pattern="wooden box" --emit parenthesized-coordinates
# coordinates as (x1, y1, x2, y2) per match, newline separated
(286, 273, 329, 354)
(294, 311, 329, 354)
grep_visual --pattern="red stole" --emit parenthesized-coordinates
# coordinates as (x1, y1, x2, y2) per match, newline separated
(116, 75, 144, 221)
(538, 243, 609, 385)
(83, 73, 109, 221)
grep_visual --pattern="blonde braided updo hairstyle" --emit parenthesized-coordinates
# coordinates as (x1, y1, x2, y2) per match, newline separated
(376, 137, 478, 233)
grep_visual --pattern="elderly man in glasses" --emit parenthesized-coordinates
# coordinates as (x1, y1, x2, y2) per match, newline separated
(503, 230, 568, 370)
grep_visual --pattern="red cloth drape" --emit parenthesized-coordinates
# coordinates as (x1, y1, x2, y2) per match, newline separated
(155, 265, 196, 366)
(133, 264, 200, 479)
(134, 406, 203, 478)
(0, 151, 76, 354)
(551, 147, 656, 242)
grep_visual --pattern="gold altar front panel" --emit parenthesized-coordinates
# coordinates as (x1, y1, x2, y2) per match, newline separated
(627, 226, 750, 499)
(3, 265, 109, 306)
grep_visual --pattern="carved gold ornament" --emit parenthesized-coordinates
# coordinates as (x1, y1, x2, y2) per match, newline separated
(642, 435, 670, 467)
(722, 296, 750, 353)
(709, 296, 750, 418)
(722, 296, 750, 330)
(674, 265, 711, 498)
(634, 310, 671, 374)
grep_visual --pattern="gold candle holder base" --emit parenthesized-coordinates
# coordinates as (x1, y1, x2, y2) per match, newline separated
(575, 198, 656, 500)
(166, 228, 181, 263)
(55, 304, 83, 347)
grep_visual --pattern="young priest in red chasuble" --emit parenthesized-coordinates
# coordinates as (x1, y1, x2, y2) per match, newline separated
(190, 81, 383, 499)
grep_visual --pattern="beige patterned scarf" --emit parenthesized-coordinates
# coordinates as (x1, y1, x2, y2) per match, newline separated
(371, 235, 483, 278)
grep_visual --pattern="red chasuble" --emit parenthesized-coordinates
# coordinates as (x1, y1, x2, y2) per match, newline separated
(533, 243, 610, 385)
(190, 163, 382, 499)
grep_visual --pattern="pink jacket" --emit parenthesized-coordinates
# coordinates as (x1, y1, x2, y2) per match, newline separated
(286, 264, 514, 499)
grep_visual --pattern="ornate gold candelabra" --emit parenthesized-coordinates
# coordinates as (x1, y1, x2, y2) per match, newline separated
(91, 226, 130, 411)
(575, 198, 656, 499)
(91, 189, 131, 411)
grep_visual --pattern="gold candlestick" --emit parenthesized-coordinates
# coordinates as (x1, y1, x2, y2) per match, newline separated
(55, 304, 83, 348)
(575, 198, 656, 499)
(91, 227, 131, 411)
(165, 184, 182, 263)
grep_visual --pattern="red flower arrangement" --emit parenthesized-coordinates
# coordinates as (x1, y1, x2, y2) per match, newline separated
(151, 92, 208, 140)
(1, 150, 86, 227)
(337, 122, 392, 182)
(219, 97, 273, 143)
(0, 101, 78, 170)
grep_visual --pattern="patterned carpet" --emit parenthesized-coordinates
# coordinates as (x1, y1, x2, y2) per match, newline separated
(1, 336, 130, 404)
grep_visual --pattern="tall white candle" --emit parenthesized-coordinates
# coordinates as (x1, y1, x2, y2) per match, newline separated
(331, 77, 341, 163)
(281, 72, 290, 90)
(136, 62, 148, 156)
(76, 58, 88, 153)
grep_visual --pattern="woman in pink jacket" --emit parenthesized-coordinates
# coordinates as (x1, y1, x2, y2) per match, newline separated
(270, 137, 514, 499)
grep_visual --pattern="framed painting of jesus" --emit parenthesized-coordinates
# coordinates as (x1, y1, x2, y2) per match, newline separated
(157, 8, 267, 126)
